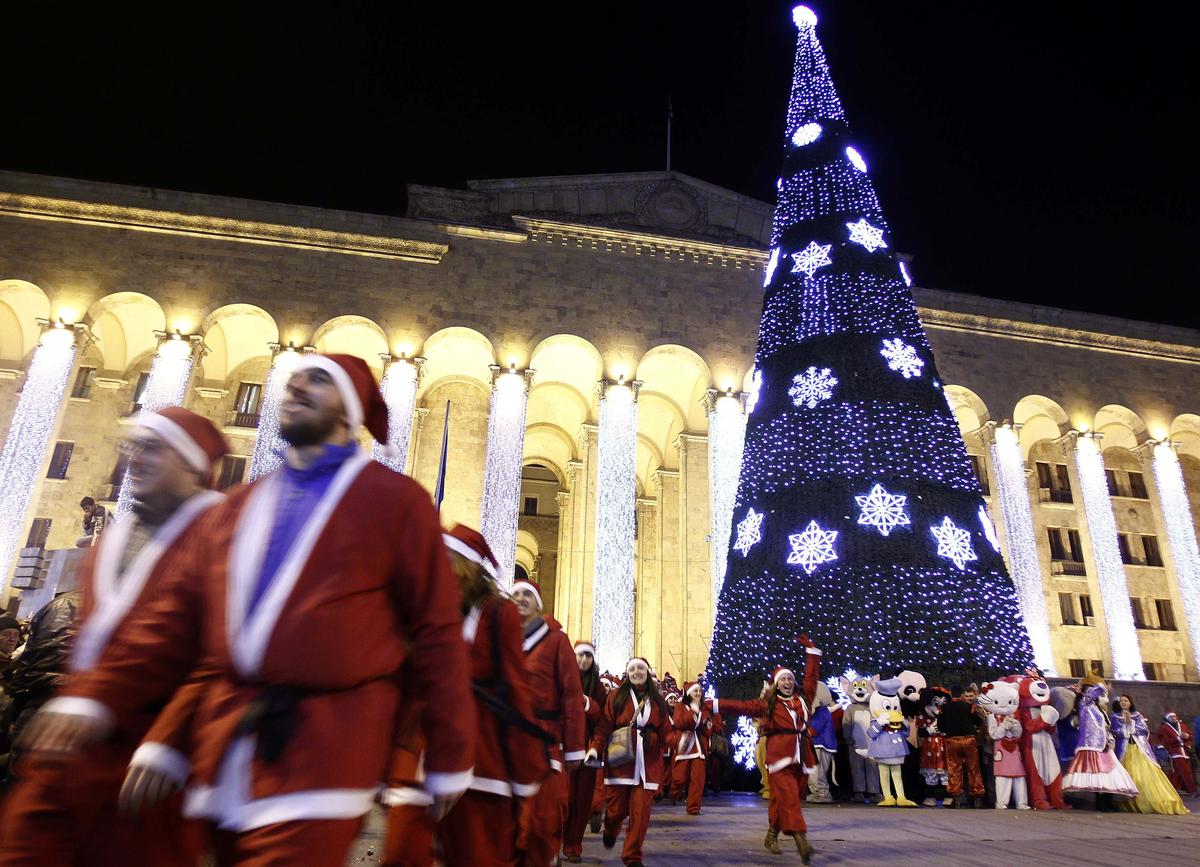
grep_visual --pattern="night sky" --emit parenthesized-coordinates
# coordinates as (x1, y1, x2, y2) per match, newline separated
(5, 2, 1197, 328)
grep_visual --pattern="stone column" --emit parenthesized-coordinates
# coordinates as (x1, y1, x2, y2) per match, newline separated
(479, 364, 533, 588)
(654, 467, 683, 679)
(248, 341, 309, 481)
(0, 318, 89, 597)
(634, 495, 659, 665)
(983, 422, 1056, 673)
(676, 432, 712, 679)
(374, 354, 425, 474)
(1061, 430, 1145, 680)
(591, 378, 640, 675)
(553, 489, 573, 618)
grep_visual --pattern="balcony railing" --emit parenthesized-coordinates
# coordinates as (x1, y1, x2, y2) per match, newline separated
(1052, 559, 1087, 577)
(228, 411, 261, 429)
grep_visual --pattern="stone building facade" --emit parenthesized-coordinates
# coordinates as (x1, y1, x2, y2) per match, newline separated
(2, 169, 1199, 682)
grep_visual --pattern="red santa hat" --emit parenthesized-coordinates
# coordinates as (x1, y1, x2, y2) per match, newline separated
(510, 578, 543, 610)
(771, 665, 795, 684)
(683, 680, 703, 698)
(293, 353, 389, 443)
(443, 524, 498, 580)
(574, 640, 596, 657)
(626, 656, 652, 674)
(136, 407, 230, 486)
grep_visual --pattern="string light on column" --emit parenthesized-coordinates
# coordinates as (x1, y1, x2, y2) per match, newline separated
(592, 377, 640, 675)
(374, 353, 424, 474)
(116, 330, 202, 515)
(1069, 431, 1144, 680)
(480, 363, 533, 589)
(989, 422, 1056, 673)
(706, 388, 747, 604)
(0, 319, 84, 596)
(1149, 439, 1200, 673)
(247, 341, 309, 481)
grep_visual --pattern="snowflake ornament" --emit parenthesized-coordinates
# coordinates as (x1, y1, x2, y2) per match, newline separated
(789, 366, 838, 409)
(732, 716, 759, 770)
(733, 508, 764, 557)
(788, 520, 839, 575)
(846, 218, 887, 253)
(931, 516, 978, 570)
(791, 241, 833, 279)
(880, 338, 925, 379)
(855, 484, 910, 537)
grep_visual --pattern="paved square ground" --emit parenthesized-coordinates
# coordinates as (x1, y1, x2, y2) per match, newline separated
(349, 791, 1200, 865)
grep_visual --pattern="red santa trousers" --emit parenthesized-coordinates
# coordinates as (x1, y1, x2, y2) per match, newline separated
(766, 764, 809, 835)
(591, 765, 605, 813)
(563, 764, 598, 858)
(211, 818, 363, 867)
(1170, 757, 1197, 794)
(518, 768, 567, 867)
(383, 792, 516, 867)
(603, 784, 656, 866)
(670, 758, 706, 814)
(0, 751, 202, 867)
(945, 735, 986, 797)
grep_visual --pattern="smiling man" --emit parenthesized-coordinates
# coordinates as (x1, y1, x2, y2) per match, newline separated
(15, 355, 475, 866)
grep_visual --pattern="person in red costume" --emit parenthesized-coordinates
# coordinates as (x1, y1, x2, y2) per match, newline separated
(0, 407, 228, 867)
(562, 640, 606, 864)
(708, 635, 822, 864)
(1158, 711, 1197, 796)
(13, 355, 476, 866)
(1003, 673, 1069, 810)
(512, 579, 585, 867)
(381, 526, 550, 867)
(585, 657, 674, 867)
(669, 682, 714, 815)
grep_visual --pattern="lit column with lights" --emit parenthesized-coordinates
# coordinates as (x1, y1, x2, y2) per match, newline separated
(247, 341, 308, 481)
(987, 422, 1055, 672)
(373, 354, 425, 474)
(479, 363, 534, 589)
(1147, 439, 1200, 673)
(0, 319, 87, 596)
(705, 387, 747, 609)
(1067, 430, 1144, 679)
(116, 330, 204, 515)
(592, 376, 640, 674)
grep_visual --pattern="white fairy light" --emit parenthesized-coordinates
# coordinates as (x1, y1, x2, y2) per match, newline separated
(792, 5, 817, 28)
(787, 520, 838, 575)
(373, 356, 421, 474)
(855, 483, 910, 537)
(248, 343, 305, 481)
(480, 366, 531, 589)
(746, 369, 763, 415)
(732, 716, 759, 770)
(880, 338, 924, 379)
(732, 508, 764, 558)
(931, 516, 977, 571)
(709, 392, 747, 602)
(988, 424, 1055, 673)
(116, 334, 196, 516)
(791, 241, 833, 279)
(846, 218, 887, 253)
(845, 146, 868, 172)
(899, 260, 913, 287)
(791, 121, 823, 147)
(1150, 441, 1200, 673)
(592, 380, 639, 675)
(0, 323, 78, 596)
(763, 247, 781, 288)
(979, 505, 1000, 553)
(789, 366, 838, 409)
(1071, 433, 1144, 680)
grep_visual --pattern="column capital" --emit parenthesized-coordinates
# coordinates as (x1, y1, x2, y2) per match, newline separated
(556, 490, 572, 510)
(36, 317, 93, 353)
(702, 387, 747, 415)
(489, 363, 534, 393)
(154, 329, 207, 363)
(577, 424, 599, 453)
(598, 378, 642, 401)
(1056, 429, 1103, 456)
(565, 459, 584, 489)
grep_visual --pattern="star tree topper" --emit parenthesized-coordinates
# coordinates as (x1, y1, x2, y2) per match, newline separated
(733, 508, 764, 557)
(855, 483, 910, 537)
(931, 516, 978, 570)
(846, 218, 887, 252)
(788, 520, 839, 575)
(791, 241, 833, 279)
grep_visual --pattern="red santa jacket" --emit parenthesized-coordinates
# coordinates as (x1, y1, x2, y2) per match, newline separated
(57, 452, 475, 830)
(580, 669, 607, 742)
(671, 701, 713, 762)
(1158, 720, 1193, 759)
(711, 647, 821, 774)
(523, 616, 585, 771)
(590, 687, 674, 790)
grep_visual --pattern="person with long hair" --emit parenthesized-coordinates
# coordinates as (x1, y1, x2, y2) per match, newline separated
(708, 635, 822, 864)
(1063, 679, 1137, 807)
(669, 682, 714, 815)
(562, 640, 607, 864)
(1110, 695, 1188, 815)
(584, 658, 673, 867)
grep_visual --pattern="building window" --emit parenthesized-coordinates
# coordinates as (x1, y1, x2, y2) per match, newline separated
(232, 382, 263, 428)
(108, 454, 130, 501)
(1128, 471, 1149, 499)
(71, 366, 96, 399)
(1142, 535, 1163, 567)
(1036, 462, 1073, 503)
(523, 496, 538, 516)
(131, 371, 151, 410)
(25, 517, 52, 548)
(1089, 660, 1105, 677)
(1058, 592, 1077, 626)
(1079, 593, 1095, 624)
(969, 454, 990, 495)
(1067, 529, 1084, 562)
(1142, 662, 1160, 681)
(217, 456, 248, 491)
(1105, 468, 1120, 497)
(1047, 528, 1066, 560)
(1117, 533, 1134, 564)
(46, 442, 74, 479)
(1156, 599, 1177, 631)
(1048, 528, 1086, 574)
(1068, 658, 1086, 678)
(1131, 597, 1149, 629)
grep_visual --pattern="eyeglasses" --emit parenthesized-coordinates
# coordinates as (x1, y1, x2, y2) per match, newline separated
(117, 437, 167, 459)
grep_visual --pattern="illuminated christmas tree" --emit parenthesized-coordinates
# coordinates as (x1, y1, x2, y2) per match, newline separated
(708, 6, 1035, 690)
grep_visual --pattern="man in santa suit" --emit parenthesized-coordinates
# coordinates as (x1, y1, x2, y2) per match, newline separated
(18, 354, 476, 866)
(562, 640, 606, 864)
(0, 407, 229, 866)
(510, 579, 584, 867)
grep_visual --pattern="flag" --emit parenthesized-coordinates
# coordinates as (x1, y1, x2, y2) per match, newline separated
(433, 400, 450, 510)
